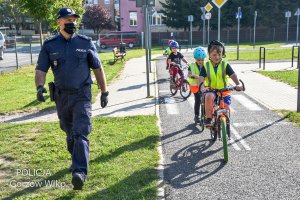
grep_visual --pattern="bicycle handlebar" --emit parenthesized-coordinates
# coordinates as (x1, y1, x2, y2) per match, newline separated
(199, 79, 245, 94)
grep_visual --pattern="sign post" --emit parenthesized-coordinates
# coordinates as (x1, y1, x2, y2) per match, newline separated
(188, 15, 194, 49)
(285, 11, 291, 42)
(295, 8, 300, 45)
(204, 3, 213, 44)
(253, 10, 257, 48)
(137, 0, 155, 97)
(212, 0, 228, 41)
(200, 7, 206, 46)
(236, 7, 242, 60)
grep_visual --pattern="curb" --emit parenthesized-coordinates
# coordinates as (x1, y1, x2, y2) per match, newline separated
(152, 57, 165, 200)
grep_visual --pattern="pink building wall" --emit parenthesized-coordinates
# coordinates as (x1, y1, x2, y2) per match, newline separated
(120, 0, 144, 32)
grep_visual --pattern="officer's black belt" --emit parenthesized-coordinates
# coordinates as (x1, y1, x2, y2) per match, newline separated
(57, 85, 90, 94)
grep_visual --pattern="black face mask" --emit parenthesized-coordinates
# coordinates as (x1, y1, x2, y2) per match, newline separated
(64, 22, 76, 34)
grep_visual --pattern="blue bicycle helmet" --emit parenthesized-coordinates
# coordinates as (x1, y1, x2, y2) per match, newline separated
(193, 47, 207, 59)
(170, 41, 179, 48)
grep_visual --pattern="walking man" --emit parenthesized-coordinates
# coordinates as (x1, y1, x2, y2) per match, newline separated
(35, 7, 109, 190)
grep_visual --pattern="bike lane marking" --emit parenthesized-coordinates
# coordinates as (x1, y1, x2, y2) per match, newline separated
(231, 126, 251, 150)
(164, 97, 179, 115)
(228, 137, 241, 151)
(232, 95, 263, 111)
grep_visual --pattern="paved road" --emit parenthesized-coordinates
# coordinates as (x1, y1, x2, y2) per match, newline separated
(0, 46, 40, 72)
(156, 57, 300, 200)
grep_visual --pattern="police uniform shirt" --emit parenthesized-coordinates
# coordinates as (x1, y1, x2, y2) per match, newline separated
(36, 33, 101, 90)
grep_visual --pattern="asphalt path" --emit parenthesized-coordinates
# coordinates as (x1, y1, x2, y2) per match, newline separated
(156, 56, 300, 200)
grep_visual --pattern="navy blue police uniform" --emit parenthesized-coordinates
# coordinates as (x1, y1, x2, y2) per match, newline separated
(36, 33, 101, 179)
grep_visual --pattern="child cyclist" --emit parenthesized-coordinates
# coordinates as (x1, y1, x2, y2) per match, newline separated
(167, 41, 189, 82)
(164, 39, 174, 69)
(187, 47, 207, 123)
(199, 40, 243, 127)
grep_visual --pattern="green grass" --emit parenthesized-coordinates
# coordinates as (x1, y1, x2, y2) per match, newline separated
(257, 70, 298, 88)
(226, 42, 287, 49)
(277, 110, 300, 127)
(0, 48, 160, 114)
(0, 115, 160, 199)
(225, 48, 298, 61)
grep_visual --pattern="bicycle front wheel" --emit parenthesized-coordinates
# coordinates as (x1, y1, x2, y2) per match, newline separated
(169, 79, 178, 96)
(180, 81, 191, 99)
(221, 118, 228, 163)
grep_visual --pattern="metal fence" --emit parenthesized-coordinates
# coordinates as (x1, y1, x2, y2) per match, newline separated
(0, 35, 43, 73)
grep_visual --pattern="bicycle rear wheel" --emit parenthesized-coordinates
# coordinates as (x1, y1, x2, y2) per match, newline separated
(221, 118, 228, 163)
(180, 81, 191, 99)
(169, 78, 178, 96)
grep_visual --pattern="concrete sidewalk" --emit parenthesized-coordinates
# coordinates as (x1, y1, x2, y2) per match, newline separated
(0, 56, 158, 123)
(231, 61, 298, 111)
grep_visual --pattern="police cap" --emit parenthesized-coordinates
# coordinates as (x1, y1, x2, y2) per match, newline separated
(57, 7, 80, 19)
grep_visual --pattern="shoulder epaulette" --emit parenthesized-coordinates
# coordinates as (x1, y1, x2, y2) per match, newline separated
(77, 34, 91, 40)
(44, 35, 59, 44)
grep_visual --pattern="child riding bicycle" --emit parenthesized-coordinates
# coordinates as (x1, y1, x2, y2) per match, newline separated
(199, 40, 243, 127)
(188, 46, 207, 123)
(167, 41, 189, 83)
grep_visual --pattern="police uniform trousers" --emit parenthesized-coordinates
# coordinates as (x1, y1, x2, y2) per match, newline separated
(55, 85, 91, 177)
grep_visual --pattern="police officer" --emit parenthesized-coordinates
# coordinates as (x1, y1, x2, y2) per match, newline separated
(35, 7, 109, 190)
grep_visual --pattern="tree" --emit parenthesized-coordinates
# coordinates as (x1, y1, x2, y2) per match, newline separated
(82, 5, 114, 34)
(19, 0, 84, 45)
(0, 0, 28, 31)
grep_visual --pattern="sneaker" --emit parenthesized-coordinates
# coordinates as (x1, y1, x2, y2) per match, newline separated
(194, 115, 200, 123)
(72, 173, 86, 190)
(205, 118, 212, 128)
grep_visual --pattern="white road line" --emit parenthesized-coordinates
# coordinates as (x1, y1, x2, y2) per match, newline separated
(164, 97, 179, 115)
(232, 95, 263, 111)
(159, 90, 170, 93)
(188, 97, 194, 107)
(231, 126, 251, 150)
(228, 137, 241, 151)
(230, 107, 236, 113)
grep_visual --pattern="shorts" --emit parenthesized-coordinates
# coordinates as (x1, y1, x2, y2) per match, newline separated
(212, 92, 231, 105)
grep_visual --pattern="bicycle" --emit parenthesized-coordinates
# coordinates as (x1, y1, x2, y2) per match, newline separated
(198, 80, 245, 162)
(169, 64, 191, 99)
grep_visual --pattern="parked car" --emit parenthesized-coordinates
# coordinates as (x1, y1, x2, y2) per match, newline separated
(98, 31, 138, 49)
(0, 31, 5, 60)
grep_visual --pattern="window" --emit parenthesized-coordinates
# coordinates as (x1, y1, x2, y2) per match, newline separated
(152, 13, 165, 25)
(85, 0, 97, 4)
(105, 0, 110, 4)
(129, 12, 137, 26)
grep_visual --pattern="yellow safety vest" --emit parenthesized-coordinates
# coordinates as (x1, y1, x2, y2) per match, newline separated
(204, 60, 229, 89)
(188, 62, 201, 93)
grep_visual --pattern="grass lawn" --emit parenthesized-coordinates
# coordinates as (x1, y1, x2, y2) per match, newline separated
(226, 42, 287, 49)
(277, 110, 300, 127)
(225, 48, 298, 61)
(0, 48, 161, 114)
(0, 115, 160, 199)
(257, 70, 298, 88)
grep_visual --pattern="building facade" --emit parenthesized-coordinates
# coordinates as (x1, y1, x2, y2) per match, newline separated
(119, 0, 144, 32)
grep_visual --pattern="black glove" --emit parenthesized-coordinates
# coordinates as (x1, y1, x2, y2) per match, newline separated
(101, 91, 109, 108)
(37, 85, 47, 102)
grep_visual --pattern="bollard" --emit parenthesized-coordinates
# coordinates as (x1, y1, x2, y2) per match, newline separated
(259, 47, 266, 70)
(292, 46, 300, 68)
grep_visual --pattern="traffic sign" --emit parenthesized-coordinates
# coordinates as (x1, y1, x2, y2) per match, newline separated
(285, 11, 291, 18)
(212, 0, 228, 8)
(188, 15, 194, 22)
(295, 8, 300, 16)
(236, 11, 242, 19)
(205, 12, 212, 20)
(204, 3, 213, 12)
